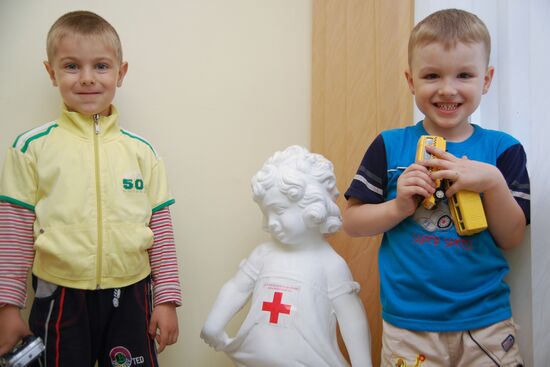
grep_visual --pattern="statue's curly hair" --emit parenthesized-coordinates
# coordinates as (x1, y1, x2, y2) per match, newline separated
(251, 146, 341, 234)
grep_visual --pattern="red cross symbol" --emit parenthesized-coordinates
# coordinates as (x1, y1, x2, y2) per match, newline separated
(262, 291, 291, 324)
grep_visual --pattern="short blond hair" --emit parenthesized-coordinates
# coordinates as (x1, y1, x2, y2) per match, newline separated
(46, 10, 123, 63)
(408, 9, 491, 66)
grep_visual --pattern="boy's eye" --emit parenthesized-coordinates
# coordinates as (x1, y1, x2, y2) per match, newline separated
(423, 73, 439, 80)
(458, 72, 472, 79)
(96, 63, 109, 70)
(64, 63, 78, 70)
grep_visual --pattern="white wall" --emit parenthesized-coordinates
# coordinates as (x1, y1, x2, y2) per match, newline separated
(0, 1, 311, 365)
(524, 1, 550, 363)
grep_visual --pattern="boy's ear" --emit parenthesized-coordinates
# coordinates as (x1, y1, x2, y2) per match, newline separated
(44, 61, 58, 87)
(482, 66, 495, 95)
(404, 69, 415, 95)
(117, 62, 129, 87)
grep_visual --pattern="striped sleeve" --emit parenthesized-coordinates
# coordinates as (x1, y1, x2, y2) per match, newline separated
(345, 134, 388, 204)
(0, 201, 35, 308)
(496, 143, 530, 224)
(148, 207, 182, 307)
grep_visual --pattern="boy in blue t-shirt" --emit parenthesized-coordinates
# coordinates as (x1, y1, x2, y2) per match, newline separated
(343, 9, 529, 366)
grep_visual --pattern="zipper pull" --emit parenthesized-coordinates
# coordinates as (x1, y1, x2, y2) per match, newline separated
(93, 113, 101, 134)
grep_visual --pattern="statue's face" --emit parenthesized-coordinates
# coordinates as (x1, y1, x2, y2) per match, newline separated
(259, 188, 311, 247)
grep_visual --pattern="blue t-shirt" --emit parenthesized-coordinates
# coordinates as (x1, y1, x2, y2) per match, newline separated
(345, 121, 530, 331)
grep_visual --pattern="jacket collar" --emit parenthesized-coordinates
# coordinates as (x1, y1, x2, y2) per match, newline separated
(57, 104, 120, 140)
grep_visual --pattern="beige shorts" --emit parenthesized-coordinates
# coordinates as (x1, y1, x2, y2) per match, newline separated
(381, 319, 524, 367)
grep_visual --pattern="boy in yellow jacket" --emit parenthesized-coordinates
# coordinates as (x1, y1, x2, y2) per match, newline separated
(0, 11, 182, 366)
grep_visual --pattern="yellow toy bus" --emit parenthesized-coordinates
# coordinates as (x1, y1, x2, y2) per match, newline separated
(416, 135, 487, 236)
(444, 180, 488, 236)
(416, 136, 446, 210)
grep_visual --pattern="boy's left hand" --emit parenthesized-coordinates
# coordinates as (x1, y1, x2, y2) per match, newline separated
(148, 302, 179, 353)
(421, 145, 503, 196)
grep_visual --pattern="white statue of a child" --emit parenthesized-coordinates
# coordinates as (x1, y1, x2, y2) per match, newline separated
(200, 145, 372, 367)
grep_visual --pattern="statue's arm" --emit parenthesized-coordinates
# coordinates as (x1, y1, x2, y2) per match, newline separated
(200, 267, 256, 350)
(333, 292, 373, 367)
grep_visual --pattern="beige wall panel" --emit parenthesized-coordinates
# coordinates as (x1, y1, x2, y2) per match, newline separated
(312, 1, 413, 365)
(375, 0, 414, 132)
(323, 0, 348, 185)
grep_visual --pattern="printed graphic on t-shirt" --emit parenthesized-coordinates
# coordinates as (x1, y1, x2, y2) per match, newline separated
(412, 233, 474, 251)
(412, 200, 453, 232)
(411, 199, 475, 251)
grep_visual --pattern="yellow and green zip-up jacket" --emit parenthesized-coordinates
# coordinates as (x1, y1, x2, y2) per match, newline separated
(0, 105, 175, 290)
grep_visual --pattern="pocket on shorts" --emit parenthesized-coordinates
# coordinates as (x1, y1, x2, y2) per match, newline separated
(469, 318, 524, 366)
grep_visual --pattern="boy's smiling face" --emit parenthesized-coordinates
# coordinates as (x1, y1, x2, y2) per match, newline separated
(405, 41, 494, 141)
(45, 34, 128, 117)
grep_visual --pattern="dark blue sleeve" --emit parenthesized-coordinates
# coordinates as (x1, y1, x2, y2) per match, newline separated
(496, 143, 530, 225)
(344, 134, 387, 204)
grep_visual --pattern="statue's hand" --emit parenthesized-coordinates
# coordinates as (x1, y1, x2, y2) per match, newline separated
(200, 326, 230, 351)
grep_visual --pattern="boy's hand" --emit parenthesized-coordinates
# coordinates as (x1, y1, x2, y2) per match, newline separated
(0, 304, 32, 355)
(396, 163, 436, 216)
(421, 145, 502, 197)
(148, 302, 179, 353)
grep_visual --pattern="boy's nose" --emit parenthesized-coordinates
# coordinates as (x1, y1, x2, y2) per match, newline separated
(438, 79, 457, 96)
(80, 78, 95, 86)
(79, 70, 95, 86)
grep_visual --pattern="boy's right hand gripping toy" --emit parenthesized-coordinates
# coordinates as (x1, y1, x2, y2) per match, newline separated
(416, 135, 488, 236)
(0, 336, 45, 367)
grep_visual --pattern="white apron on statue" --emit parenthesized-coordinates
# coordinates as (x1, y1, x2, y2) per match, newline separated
(221, 243, 358, 367)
